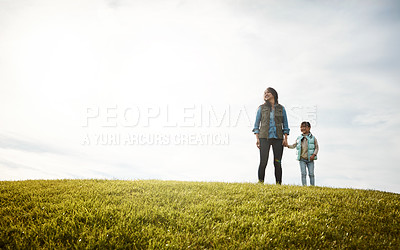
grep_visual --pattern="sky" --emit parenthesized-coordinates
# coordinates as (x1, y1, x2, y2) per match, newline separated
(1, 0, 400, 193)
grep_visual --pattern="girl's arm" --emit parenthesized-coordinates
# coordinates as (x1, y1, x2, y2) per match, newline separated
(310, 137, 319, 160)
(287, 141, 297, 149)
(313, 137, 319, 155)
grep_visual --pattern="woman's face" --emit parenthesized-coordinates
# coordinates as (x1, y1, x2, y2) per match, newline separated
(264, 89, 273, 102)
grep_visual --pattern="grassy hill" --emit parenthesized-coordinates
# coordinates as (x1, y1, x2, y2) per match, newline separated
(1, 180, 399, 249)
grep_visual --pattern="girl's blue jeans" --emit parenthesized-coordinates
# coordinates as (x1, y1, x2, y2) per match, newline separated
(299, 159, 315, 186)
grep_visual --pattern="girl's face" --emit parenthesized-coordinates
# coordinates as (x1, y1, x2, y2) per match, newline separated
(300, 125, 311, 134)
(264, 89, 274, 102)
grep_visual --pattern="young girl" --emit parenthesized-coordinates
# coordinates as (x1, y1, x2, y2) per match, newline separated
(287, 121, 319, 186)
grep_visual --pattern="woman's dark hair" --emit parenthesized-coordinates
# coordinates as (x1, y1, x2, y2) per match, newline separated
(267, 87, 279, 105)
(301, 121, 311, 128)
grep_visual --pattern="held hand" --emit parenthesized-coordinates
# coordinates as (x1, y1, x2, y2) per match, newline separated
(282, 138, 288, 147)
(256, 139, 260, 149)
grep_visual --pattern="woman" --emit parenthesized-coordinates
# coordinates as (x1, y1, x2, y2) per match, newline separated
(253, 87, 290, 184)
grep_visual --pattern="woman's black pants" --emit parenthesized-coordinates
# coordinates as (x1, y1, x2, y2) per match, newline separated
(258, 138, 283, 184)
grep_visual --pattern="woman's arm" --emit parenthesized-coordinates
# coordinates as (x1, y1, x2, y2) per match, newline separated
(252, 107, 261, 134)
(282, 107, 290, 146)
(253, 107, 261, 148)
(256, 133, 260, 148)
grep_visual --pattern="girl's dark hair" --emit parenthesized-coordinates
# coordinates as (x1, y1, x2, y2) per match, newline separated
(267, 87, 279, 105)
(301, 121, 311, 128)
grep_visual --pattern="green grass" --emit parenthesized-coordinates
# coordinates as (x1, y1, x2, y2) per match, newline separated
(1, 180, 399, 249)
